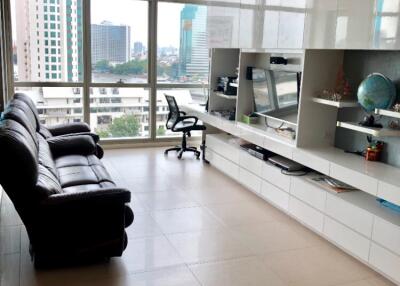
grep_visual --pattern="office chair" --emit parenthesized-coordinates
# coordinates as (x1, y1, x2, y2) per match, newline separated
(164, 94, 206, 159)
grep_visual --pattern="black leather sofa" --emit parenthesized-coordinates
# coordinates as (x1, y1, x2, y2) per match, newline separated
(0, 94, 134, 267)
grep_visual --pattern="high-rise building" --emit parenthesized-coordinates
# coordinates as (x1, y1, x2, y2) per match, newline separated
(133, 41, 144, 56)
(15, 0, 83, 82)
(91, 21, 131, 65)
(179, 5, 208, 80)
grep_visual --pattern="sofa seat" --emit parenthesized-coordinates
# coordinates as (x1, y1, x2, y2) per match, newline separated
(55, 155, 114, 189)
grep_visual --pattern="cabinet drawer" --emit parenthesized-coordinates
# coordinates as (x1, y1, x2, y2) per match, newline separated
(325, 193, 373, 238)
(261, 162, 291, 192)
(290, 178, 326, 212)
(289, 196, 324, 232)
(260, 180, 289, 211)
(369, 243, 400, 284)
(330, 163, 378, 196)
(324, 216, 370, 262)
(205, 148, 214, 162)
(211, 152, 240, 180)
(206, 135, 240, 164)
(372, 217, 400, 257)
(239, 150, 263, 177)
(239, 167, 262, 194)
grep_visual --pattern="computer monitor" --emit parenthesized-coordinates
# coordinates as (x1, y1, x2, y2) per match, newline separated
(253, 68, 301, 125)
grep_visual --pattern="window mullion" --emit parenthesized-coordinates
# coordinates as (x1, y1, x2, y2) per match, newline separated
(82, 0, 92, 125)
(149, 0, 158, 141)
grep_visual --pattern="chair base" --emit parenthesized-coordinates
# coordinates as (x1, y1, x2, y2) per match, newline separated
(164, 145, 200, 159)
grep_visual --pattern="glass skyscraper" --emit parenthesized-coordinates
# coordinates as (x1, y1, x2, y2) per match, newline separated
(179, 4, 209, 80)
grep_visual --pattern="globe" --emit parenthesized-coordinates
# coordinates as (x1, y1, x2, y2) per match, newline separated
(357, 73, 397, 112)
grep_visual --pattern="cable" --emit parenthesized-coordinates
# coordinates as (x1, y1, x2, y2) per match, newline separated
(280, 168, 310, 176)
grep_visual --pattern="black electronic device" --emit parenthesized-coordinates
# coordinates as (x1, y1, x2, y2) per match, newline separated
(240, 143, 275, 161)
(268, 155, 305, 172)
(270, 57, 288, 65)
(216, 76, 237, 95)
(246, 67, 253, 80)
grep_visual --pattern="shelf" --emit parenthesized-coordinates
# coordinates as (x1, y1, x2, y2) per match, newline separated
(229, 82, 238, 88)
(375, 108, 400, 119)
(336, 121, 400, 137)
(312, 97, 359, 108)
(213, 91, 237, 100)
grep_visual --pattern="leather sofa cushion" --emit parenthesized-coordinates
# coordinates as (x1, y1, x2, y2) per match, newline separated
(38, 136, 59, 180)
(55, 154, 102, 168)
(62, 181, 116, 193)
(56, 156, 114, 188)
(36, 165, 63, 197)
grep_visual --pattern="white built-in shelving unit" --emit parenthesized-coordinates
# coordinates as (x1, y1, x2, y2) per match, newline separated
(312, 97, 359, 108)
(336, 121, 400, 137)
(375, 108, 400, 119)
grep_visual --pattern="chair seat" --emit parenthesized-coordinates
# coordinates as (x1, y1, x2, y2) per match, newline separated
(174, 121, 206, 132)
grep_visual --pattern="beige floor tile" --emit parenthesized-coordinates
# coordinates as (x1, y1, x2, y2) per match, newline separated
(80, 266, 201, 286)
(230, 220, 325, 255)
(166, 228, 254, 264)
(151, 206, 223, 234)
(336, 276, 397, 286)
(189, 256, 288, 286)
(125, 212, 164, 239)
(136, 189, 199, 211)
(262, 245, 377, 286)
(205, 200, 290, 226)
(119, 236, 185, 273)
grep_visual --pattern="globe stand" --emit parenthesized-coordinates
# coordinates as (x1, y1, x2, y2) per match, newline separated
(359, 115, 383, 128)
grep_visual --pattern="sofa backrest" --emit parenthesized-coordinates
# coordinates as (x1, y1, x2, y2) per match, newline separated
(14, 93, 41, 128)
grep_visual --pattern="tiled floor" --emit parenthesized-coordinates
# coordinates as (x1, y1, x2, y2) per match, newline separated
(0, 147, 396, 286)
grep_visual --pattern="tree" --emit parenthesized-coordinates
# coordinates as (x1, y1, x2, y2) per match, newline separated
(112, 59, 147, 75)
(97, 114, 141, 138)
(156, 125, 166, 136)
(94, 60, 112, 72)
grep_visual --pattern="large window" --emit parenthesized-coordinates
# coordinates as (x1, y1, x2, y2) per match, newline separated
(9, 0, 209, 141)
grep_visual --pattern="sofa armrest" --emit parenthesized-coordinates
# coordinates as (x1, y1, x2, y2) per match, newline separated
(56, 132, 100, 143)
(43, 188, 131, 206)
(47, 134, 96, 158)
(47, 122, 91, 136)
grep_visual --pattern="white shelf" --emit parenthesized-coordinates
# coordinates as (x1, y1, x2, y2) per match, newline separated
(337, 121, 400, 137)
(229, 82, 238, 88)
(213, 91, 237, 100)
(375, 108, 400, 119)
(312, 97, 359, 108)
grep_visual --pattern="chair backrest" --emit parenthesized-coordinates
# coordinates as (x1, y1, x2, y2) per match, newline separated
(164, 94, 180, 130)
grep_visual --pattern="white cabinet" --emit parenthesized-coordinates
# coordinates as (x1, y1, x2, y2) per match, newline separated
(207, 149, 240, 180)
(325, 193, 374, 238)
(261, 179, 290, 210)
(323, 216, 370, 262)
(239, 150, 263, 176)
(290, 177, 326, 212)
(335, 0, 375, 49)
(239, 167, 262, 193)
(377, 181, 400, 207)
(303, 0, 337, 48)
(206, 134, 240, 164)
(289, 196, 324, 232)
(292, 149, 330, 175)
(369, 243, 400, 284)
(261, 162, 291, 192)
(372, 217, 400, 257)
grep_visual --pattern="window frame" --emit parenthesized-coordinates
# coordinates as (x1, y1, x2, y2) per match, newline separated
(5, 0, 210, 143)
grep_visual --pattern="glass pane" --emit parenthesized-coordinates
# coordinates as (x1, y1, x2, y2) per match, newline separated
(91, 0, 148, 83)
(11, 0, 83, 82)
(14, 86, 83, 126)
(158, 3, 209, 84)
(156, 88, 208, 137)
(90, 87, 150, 139)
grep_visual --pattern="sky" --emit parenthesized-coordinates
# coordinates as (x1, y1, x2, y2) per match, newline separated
(11, 0, 185, 48)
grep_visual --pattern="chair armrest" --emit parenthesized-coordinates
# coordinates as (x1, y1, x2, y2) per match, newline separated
(179, 111, 187, 115)
(47, 134, 96, 158)
(47, 122, 91, 136)
(172, 115, 198, 131)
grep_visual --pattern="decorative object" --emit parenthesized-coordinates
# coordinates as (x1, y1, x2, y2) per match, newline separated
(393, 103, 400, 112)
(318, 66, 351, 102)
(359, 115, 382, 128)
(357, 73, 396, 112)
(365, 140, 383, 161)
(242, 113, 258, 124)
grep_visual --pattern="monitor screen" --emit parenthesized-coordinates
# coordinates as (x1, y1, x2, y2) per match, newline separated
(253, 68, 300, 124)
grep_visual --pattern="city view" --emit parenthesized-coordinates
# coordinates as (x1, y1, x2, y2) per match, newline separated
(12, 0, 209, 138)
